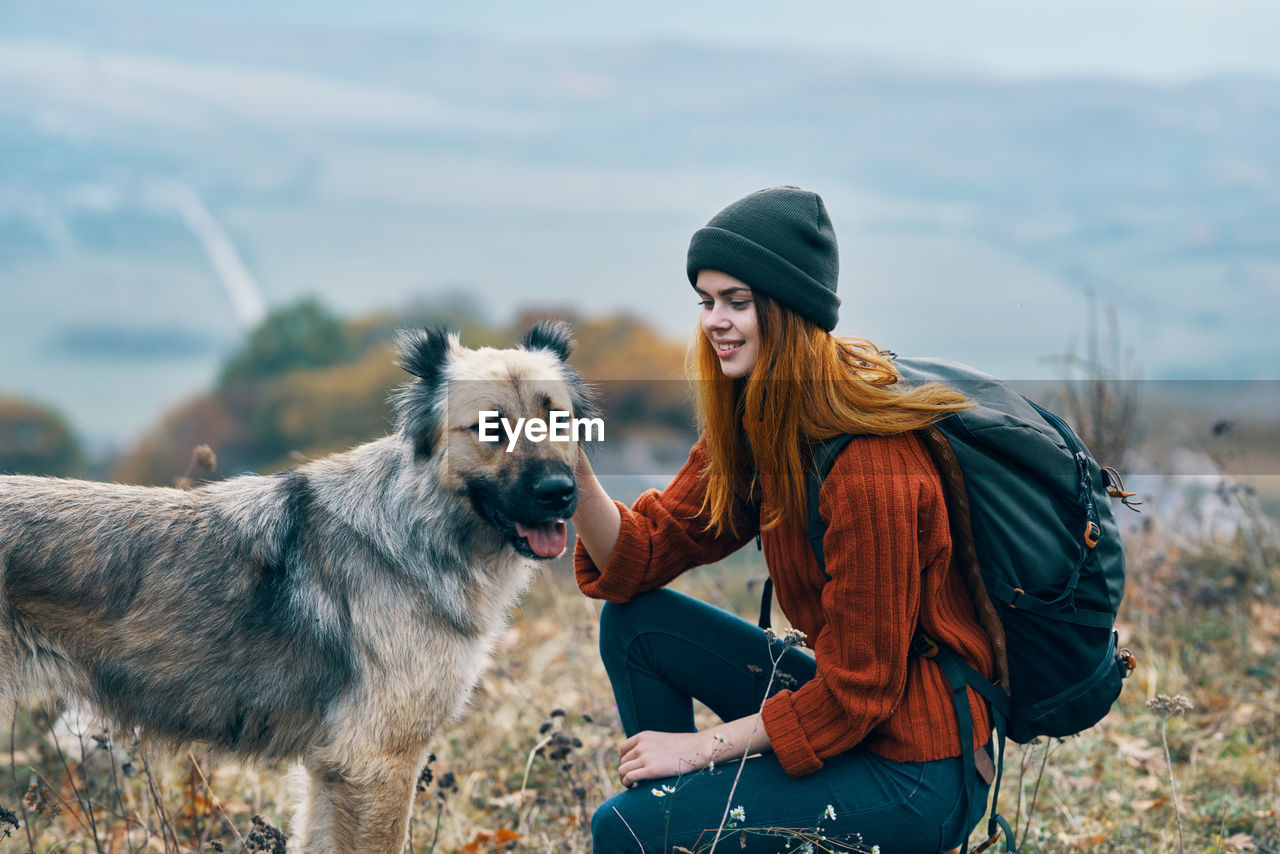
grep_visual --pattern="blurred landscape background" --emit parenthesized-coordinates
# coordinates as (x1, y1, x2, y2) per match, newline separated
(2, 0, 1279, 468)
(1, 2, 1278, 852)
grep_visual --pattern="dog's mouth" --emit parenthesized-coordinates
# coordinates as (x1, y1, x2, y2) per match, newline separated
(513, 519, 569, 559)
(472, 496, 568, 560)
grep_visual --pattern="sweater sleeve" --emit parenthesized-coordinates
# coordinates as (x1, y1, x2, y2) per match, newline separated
(574, 436, 756, 602)
(762, 435, 944, 775)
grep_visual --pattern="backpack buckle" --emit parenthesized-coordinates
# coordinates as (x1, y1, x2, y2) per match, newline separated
(1084, 520, 1101, 549)
(1119, 647, 1138, 677)
(911, 634, 940, 659)
(972, 826, 1003, 854)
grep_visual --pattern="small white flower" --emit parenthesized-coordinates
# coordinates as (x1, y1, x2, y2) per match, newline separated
(651, 787, 665, 798)
(662, 784, 675, 794)
(729, 805, 746, 823)
(823, 804, 837, 821)
(872, 846, 881, 854)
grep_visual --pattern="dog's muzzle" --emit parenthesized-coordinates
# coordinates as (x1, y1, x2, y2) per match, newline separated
(511, 471, 575, 558)
(470, 470, 577, 560)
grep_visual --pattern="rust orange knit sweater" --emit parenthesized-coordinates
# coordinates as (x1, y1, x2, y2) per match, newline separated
(575, 431, 995, 776)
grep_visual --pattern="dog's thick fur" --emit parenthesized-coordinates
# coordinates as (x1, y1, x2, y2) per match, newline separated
(0, 322, 596, 853)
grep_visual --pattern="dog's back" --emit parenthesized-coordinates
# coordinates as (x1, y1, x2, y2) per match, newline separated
(0, 470, 358, 759)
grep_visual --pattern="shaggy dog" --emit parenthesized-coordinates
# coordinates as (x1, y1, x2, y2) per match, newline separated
(0, 322, 597, 852)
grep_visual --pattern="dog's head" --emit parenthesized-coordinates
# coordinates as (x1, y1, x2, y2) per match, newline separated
(392, 321, 599, 560)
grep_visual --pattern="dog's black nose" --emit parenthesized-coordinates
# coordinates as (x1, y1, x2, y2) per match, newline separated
(533, 473, 577, 512)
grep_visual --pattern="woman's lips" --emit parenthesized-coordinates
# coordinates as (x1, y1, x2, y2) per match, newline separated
(715, 341, 743, 357)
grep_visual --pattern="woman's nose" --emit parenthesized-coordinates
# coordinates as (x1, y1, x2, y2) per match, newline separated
(702, 303, 731, 330)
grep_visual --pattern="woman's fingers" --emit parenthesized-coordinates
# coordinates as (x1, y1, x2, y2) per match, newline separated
(620, 756, 668, 787)
(618, 732, 647, 784)
(617, 731, 706, 785)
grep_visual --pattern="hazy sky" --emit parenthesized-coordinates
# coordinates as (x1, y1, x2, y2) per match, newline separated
(417, 0, 1280, 80)
(8, 0, 1280, 81)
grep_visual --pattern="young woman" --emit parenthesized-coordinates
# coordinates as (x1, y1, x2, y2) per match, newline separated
(572, 187, 996, 854)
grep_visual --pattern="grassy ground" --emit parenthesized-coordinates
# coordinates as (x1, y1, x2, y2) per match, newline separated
(2, 490, 1277, 853)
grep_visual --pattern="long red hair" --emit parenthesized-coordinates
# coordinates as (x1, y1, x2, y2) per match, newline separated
(690, 290, 969, 536)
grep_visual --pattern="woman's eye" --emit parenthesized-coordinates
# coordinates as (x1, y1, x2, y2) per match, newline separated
(697, 299, 713, 309)
(730, 300, 750, 309)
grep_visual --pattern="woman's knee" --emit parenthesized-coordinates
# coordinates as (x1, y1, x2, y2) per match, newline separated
(589, 799, 643, 853)
(598, 589, 683, 665)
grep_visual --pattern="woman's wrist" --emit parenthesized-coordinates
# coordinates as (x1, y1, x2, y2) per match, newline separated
(702, 713, 770, 765)
(572, 450, 622, 569)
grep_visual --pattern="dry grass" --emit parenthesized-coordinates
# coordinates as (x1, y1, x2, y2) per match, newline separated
(3, 491, 1278, 853)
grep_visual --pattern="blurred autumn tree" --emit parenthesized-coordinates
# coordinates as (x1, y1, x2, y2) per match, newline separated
(571, 314, 692, 432)
(115, 299, 693, 485)
(217, 298, 354, 390)
(115, 299, 402, 483)
(0, 396, 82, 476)
(511, 308, 692, 433)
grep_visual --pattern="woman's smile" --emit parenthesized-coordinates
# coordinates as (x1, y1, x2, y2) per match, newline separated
(696, 270, 759, 378)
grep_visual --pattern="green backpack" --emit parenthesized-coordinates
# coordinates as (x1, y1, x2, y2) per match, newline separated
(798, 356, 1136, 853)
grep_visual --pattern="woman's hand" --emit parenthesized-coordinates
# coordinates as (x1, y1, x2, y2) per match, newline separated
(617, 715, 770, 786)
(617, 731, 717, 786)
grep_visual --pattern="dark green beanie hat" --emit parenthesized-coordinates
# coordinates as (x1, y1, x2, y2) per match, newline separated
(686, 186, 840, 331)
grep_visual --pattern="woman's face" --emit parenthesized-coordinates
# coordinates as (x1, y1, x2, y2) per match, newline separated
(695, 270, 760, 379)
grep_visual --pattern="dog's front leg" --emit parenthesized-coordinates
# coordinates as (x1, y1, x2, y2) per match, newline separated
(292, 763, 356, 854)
(349, 758, 421, 854)
(295, 756, 422, 854)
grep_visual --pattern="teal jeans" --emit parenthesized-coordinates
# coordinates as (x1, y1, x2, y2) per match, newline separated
(591, 589, 989, 854)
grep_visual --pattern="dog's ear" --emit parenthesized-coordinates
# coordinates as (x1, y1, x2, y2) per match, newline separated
(393, 327, 453, 458)
(397, 327, 452, 386)
(520, 320, 574, 362)
(520, 321, 598, 423)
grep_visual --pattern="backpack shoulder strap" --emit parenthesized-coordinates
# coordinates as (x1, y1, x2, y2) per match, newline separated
(916, 424, 1017, 853)
(805, 434, 856, 576)
(916, 425, 1011, 691)
(803, 427, 1011, 691)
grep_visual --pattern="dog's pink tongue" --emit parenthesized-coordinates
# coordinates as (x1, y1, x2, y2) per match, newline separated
(515, 520, 568, 557)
